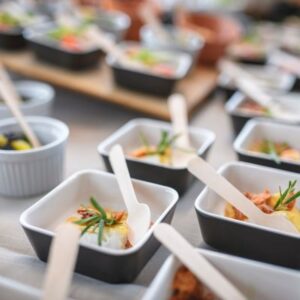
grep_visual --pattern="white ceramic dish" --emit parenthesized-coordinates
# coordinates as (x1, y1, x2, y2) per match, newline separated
(194, 161, 300, 269)
(0, 116, 69, 198)
(225, 92, 300, 135)
(234, 119, 300, 172)
(0, 80, 55, 119)
(98, 118, 215, 194)
(20, 169, 179, 283)
(142, 249, 300, 300)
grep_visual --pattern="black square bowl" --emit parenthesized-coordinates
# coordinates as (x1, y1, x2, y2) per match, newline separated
(20, 169, 178, 283)
(234, 118, 300, 173)
(106, 42, 193, 97)
(97, 118, 215, 195)
(24, 22, 103, 70)
(0, 27, 26, 49)
(194, 161, 300, 269)
(225, 91, 300, 136)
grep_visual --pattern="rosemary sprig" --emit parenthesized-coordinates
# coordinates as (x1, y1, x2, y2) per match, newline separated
(156, 131, 180, 155)
(91, 196, 107, 220)
(137, 130, 181, 156)
(274, 180, 299, 211)
(73, 197, 123, 245)
(98, 219, 105, 246)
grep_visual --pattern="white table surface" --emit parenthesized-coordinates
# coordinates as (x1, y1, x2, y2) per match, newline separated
(0, 84, 236, 300)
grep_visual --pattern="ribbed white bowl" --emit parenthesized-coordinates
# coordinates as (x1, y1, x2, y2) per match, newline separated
(0, 117, 69, 198)
(0, 80, 55, 119)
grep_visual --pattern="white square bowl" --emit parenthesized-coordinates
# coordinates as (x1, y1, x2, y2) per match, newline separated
(20, 169, 178, 283)
(98, 118, 215, 195)
(142, 249, 300, 300)
(234, 119, 300, 172)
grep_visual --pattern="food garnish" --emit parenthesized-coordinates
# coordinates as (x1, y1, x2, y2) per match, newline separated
(225, 180, 300, 231)
(239, 100, 271, 116)
(68, 197, 130, 249)
(170, 266, 217, 300)
(0, 12, 20, 30)
(249, 140, 300, 164)
(125, 47, 177, 77)
(130, 130, 181, 165)
(47, 24, 90, 52)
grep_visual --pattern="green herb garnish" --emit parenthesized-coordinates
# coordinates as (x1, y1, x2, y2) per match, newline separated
(138, 130, 180, 156)
(74, 197, 122, 245)
(274, 180, 300, 211)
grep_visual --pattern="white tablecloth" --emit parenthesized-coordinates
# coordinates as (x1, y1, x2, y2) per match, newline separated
(0, 85, 236, 300)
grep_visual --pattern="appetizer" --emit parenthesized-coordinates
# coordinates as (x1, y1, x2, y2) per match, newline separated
(170, 266, 217, 300)
(0, 4, 40, 32)
(124, 47, 178, 77)
(67, 197, 131, 250)
(47, 25, 91, 52)
(225, 180, 300, 231)
(0, 11, 21, 31)
(249, 140, 300, 162)
(129, 130, 196, 167)
(238, 100, 270, 116)
(0, 132, 32, 151)
(228, 32, 268, 62)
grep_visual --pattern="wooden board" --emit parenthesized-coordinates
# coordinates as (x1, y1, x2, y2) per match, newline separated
(0, 50, 218, 120)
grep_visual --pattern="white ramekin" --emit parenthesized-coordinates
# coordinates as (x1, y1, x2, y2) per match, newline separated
(0, 80, 55, 119)
(0, 116, 69, 198)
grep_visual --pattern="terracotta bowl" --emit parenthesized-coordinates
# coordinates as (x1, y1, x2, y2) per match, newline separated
(177, 12, 241, 65)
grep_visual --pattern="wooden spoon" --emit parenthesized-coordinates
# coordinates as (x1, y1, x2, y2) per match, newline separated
(168, 93, 190, 149)
(154, 223, 247, 300)
(42, 223, 80, 300)
(109, 144, 151, 246)
(0, 64, 41, 148)
(188, 156, 299, 235)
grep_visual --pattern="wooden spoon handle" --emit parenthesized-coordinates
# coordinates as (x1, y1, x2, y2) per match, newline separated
(188, 157, 264, 222)
(0, 64, 22, 104)
(42, 223, 80, 300)
(0, 81, 41, 148)
(109, 144, 139, 213)
(168, 93, 190, 148)
(154, 223, 247, 300)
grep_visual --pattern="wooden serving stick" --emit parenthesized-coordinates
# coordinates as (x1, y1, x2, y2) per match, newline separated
(154, 223, 248, 300)
(42, 223, 80, 300)
(0, 64, 41, 148)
